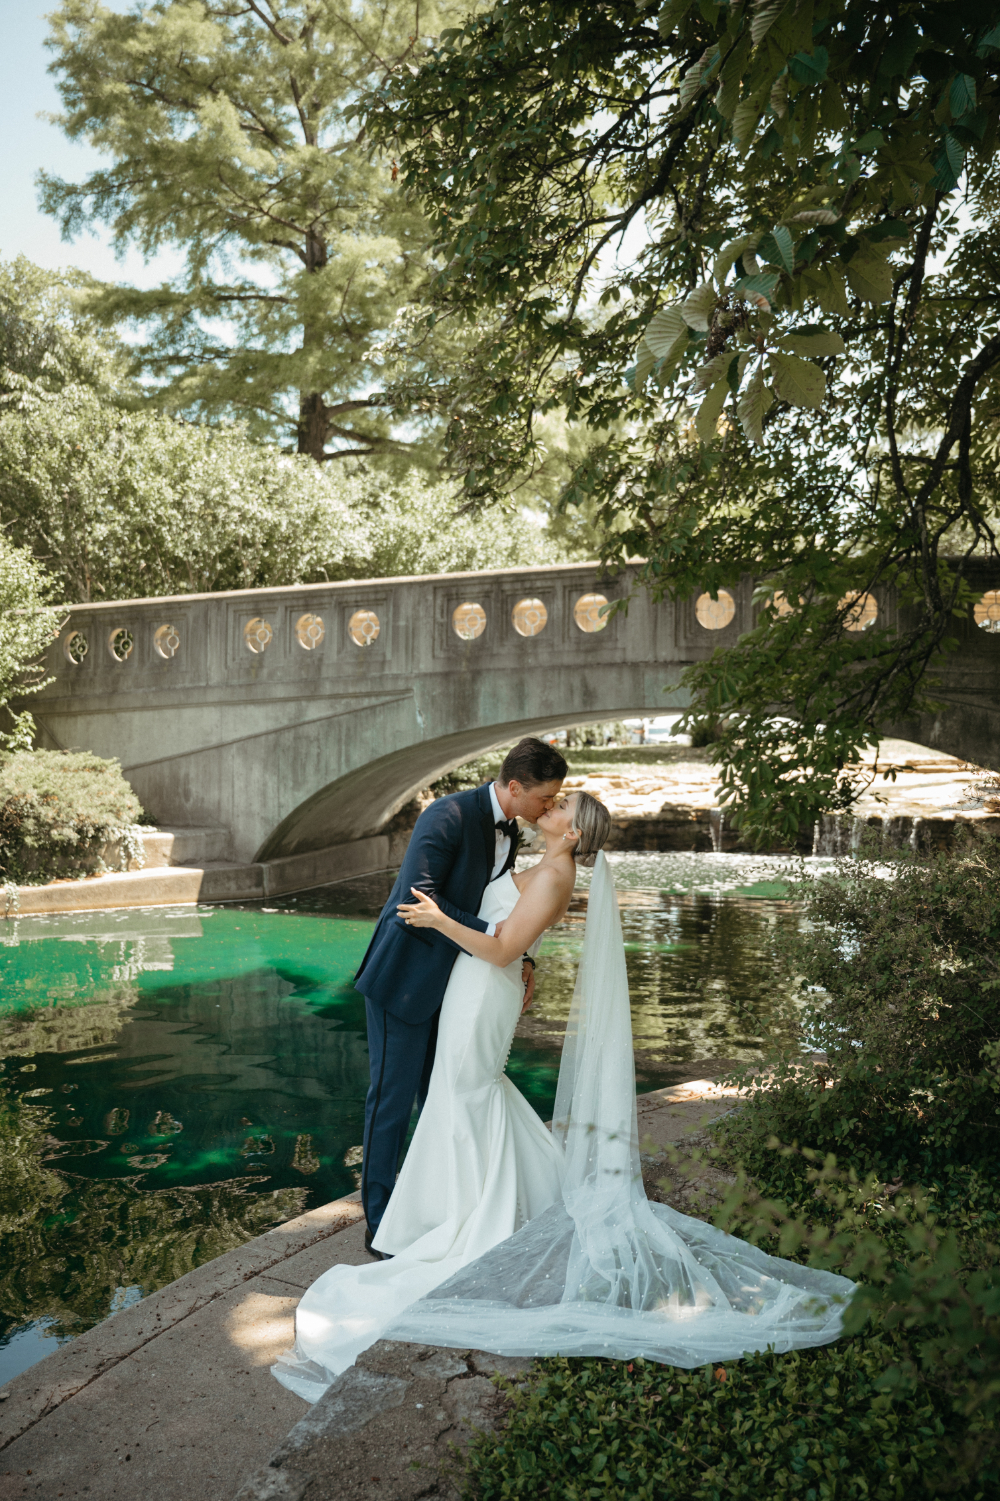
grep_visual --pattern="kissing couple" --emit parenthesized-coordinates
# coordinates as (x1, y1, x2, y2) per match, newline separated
(275, 737, 854, 1395)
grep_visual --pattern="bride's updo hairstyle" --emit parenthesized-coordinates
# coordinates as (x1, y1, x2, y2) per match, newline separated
(571, 791, 612, 864)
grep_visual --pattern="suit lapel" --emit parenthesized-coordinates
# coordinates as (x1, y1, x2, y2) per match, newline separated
(477, 783, 496, 880)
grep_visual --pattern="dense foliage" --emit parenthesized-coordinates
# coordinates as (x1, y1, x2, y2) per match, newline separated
(0, 260, 560, 602)
(368, 0, 1000, 842)
(711, 839, 1000, 1492)
(42, 0, 469, 461)
(464, 1342, 981, 1500)
(0, 750, 143, 885)
(0, 535, 61, 754)
(721, 837, 1000, 1197)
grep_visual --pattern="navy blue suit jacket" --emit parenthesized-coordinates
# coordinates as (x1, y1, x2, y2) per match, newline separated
(354, 783, 518, 1024)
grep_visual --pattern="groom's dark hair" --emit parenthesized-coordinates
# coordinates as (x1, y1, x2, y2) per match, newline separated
(498, 737, 567, 788)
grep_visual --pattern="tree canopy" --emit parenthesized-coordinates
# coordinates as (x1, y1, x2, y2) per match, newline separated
(367, 0, 1000, 840)
(0, 257, 560, 604)
(0, 537, 60, 756)
(42, 0, 467, 462)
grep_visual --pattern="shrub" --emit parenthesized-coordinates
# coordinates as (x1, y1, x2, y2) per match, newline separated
(715, 838, 1000, 1199)
(464, 1343, 991, 1501)
(0, 750, 143, 885)
(698, 839, 1000, 1495)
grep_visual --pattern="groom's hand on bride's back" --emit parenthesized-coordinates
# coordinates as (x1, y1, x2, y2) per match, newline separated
(521, 960, 535, 1012)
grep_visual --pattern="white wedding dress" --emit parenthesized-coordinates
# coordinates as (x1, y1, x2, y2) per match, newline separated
(274, 856, 853, 1402)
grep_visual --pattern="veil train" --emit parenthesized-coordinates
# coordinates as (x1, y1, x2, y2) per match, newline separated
(383, 851, 853, 1362)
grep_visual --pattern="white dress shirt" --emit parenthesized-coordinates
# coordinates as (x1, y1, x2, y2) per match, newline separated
(488, 781, 513, 881)
(483, 781, 516, 938)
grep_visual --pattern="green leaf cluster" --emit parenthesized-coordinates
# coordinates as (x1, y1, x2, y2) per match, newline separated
(0, 535, 60, 756)
(365, 0, 1000, 843)
(0, 261, 561, 602)
(716, 835, 1000, 1195)
(464, 1340, 979, 1500)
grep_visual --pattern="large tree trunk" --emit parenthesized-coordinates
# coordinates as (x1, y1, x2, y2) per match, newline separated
(297, 390, 329, 461)
(297, 230, 330, 461)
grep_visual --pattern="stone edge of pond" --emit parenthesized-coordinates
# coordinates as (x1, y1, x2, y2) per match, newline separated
(8, 832, 395, 913)
(0, 1191, 366, 1454)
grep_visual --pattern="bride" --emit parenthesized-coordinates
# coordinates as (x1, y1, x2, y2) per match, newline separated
(274, 792, 853, 1401)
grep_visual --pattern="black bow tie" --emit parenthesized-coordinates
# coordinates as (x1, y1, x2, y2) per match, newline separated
(495, 818, 518, 840)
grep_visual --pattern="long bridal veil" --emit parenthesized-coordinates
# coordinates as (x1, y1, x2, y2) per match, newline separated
(385, 851, 854, 1363)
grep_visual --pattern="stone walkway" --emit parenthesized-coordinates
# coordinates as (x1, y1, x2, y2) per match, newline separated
(0, 1080, 739, 1501)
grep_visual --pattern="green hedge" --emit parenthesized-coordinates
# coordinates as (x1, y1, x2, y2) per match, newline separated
(466, 1342, 988, 1501)
(0, 750, 143, 885)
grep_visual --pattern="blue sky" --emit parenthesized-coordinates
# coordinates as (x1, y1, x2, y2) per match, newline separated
(1, 4, 177, 285)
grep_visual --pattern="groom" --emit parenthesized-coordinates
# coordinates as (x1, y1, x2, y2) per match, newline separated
(354, 736, 567, 1256)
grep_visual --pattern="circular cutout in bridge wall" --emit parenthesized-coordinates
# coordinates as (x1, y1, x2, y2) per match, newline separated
(348, 609, 381, 647)
(694, 590, 736, 630)
(63, 631, 88, 666)
(573, 592, 610, 633)
(839, 592, 878, 632)
(974, 589, 1000, 633)
(108, 627, 134, 663)
(452, 602, 487, 640)
(154, 624, 180, 659)
(244, 617, 274, 654)
(295, 613, 325, 650)
(511, 598, 548, 637)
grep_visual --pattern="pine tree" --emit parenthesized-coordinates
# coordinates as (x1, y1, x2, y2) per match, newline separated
(42, 1, 457, 461)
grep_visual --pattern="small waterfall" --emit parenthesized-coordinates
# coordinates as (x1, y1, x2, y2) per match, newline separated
(811, 813, 879, 857)
(709, 808, 725, 853)
(909, 815, 924, 852)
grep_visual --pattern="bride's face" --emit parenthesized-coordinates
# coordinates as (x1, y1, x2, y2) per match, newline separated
(536, 792, 580, 842)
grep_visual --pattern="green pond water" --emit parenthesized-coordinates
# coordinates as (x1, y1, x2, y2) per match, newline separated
(0, 850, 821, 1383)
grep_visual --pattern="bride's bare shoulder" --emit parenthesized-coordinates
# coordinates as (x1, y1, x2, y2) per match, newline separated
(513, 860, 575, 899)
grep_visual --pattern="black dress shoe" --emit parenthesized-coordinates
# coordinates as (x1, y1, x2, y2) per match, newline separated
(364, 1227, 392, 1260)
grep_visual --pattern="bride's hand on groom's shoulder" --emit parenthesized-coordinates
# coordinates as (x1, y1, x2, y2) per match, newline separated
(397, 887, 445, 929)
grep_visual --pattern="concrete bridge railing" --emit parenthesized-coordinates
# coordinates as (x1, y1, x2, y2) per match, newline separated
(27, 560, 1000, 899)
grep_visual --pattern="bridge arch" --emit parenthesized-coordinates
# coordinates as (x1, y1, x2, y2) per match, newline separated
(254, 704, 672, 862)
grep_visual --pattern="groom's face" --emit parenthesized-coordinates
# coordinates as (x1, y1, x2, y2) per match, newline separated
(506, 778, 563, 824)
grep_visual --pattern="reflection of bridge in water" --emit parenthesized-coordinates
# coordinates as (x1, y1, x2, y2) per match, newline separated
(29, 560, 1000, 899)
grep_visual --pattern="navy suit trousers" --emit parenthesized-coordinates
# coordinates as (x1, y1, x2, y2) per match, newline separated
(361, 998, 439, 1234)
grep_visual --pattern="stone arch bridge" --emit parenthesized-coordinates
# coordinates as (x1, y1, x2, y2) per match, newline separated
(29, 561, 1000, 899)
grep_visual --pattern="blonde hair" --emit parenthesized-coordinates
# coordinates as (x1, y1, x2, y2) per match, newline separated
(571, 791, 612, 861)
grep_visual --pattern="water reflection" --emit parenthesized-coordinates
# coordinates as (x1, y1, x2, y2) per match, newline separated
(0, 851, 816, 1379)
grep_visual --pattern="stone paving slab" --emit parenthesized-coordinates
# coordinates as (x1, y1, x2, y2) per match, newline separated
(235, 1340, 533, 1501)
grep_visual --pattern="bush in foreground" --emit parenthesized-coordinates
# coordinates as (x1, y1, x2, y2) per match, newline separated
(465, 1341, 977, 1501)
(0, 749, 143, 885)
